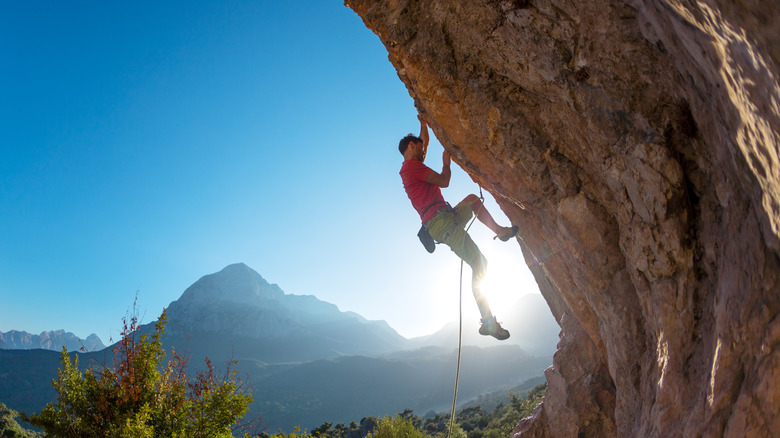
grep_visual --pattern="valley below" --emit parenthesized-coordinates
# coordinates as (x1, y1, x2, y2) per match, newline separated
(0, 263, 557, 432)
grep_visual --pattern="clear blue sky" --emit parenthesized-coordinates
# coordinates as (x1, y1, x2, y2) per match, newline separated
(1, 1, 538, 344)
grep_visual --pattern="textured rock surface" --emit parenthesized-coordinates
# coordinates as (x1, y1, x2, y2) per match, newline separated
(346, 0, 780, 436)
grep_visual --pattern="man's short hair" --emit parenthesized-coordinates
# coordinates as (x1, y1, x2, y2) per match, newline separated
(399, 134, 421, 156)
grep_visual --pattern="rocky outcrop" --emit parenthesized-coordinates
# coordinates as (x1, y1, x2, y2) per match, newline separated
(346, 1, 779, 436)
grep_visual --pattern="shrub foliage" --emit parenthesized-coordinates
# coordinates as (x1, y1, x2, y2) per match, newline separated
(21, 308, 252, 438)
(257, 382, 546, 438)
(0, 402, 42, 437)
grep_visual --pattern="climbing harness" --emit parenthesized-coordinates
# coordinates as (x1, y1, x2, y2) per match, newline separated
(420, 200, 450, 219)
(447, 187, 484, 438)
(417, 201, 450, 253)
(417, 201, 453, 253)
(419, 190, 497, 254)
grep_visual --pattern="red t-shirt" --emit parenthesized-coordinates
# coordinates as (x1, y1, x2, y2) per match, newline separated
(400, 159, 447, 223)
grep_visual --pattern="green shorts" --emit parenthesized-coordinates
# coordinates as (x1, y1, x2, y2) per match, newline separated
(424, 198, 483, 267)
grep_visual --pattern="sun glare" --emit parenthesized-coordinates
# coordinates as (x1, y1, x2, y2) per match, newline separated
(419, 222, 540, 334)
(479, 242, 537, 312)
(429, 261, 482, 324)
(480, 263, 522, 311)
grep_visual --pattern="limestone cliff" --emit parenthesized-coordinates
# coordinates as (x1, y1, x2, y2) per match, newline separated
(346, 1, 780, 437)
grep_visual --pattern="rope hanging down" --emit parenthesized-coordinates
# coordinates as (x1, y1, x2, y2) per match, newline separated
(447, 186, 484, 438)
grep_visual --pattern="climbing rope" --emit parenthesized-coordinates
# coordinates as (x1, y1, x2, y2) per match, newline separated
(447, 187, 484, 438)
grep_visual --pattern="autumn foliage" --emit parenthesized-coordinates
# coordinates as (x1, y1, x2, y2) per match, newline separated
(22, 307, 253, 437)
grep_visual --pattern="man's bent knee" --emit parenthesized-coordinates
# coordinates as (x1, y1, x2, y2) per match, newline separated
(463, 194, 481, 206)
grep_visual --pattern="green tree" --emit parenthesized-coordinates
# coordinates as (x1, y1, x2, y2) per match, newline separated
(312, 421, 332, 437)
(368, 415, 427, 438)
(308, 420, 362, 438)
(398, 409, 422, 430)
(0, 403, 41, 438)
(332, 423, 349, 437)
(258, 426, 312, 438)
(481, 383, 547, 437)
(21, 307, 253, 437)
(422, 412, 450, 436)
(456, 405, 488, 434)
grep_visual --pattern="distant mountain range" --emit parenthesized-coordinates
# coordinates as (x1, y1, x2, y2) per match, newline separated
(0, 329, 105, 352)
(0, 263, 558, 432)
(150, 263, 409, 363)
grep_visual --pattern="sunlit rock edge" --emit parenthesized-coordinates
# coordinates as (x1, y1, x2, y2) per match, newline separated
(346, 0, 780, 436)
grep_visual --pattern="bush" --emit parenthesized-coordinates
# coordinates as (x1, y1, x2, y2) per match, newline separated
(368, 415, 426, 438)
(0, 403, 42, 437)
(259, 426, 313, 438)
(21, 307, 253, 437)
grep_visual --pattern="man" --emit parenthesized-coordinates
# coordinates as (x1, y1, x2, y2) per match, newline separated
(399, 115, 517, 340)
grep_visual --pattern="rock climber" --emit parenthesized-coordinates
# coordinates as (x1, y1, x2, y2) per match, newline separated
(399, 115, 518, 340)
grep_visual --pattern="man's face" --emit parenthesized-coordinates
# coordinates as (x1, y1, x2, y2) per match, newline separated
(410, 140, 425, 160)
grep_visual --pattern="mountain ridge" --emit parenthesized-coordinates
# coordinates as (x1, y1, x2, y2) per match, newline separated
(153, 263, 409, 362)
(0, 329, 105, 352)
(408, 294, 560, 357)
(1, 263, 558, 358)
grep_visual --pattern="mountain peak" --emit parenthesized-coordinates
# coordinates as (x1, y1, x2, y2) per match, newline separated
(176, 263, 285, 307)
(220, 262, 251, 273)
(158, 263, 409, 361)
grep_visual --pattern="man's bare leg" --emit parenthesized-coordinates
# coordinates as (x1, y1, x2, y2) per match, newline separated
(470, 253, 492, 319)
(469, 253, 510, 340)
(461, 194, 517, 241)
(461, 194, 502, 233)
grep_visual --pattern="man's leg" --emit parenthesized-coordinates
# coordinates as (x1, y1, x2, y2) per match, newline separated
(428, 212, 493, 317)
(453, 228, 510, 341)
(426, 210, 510, 340)
(468, 252, 492, 319)
(468, 252, 510, 340)
(457, 194, 518, 240)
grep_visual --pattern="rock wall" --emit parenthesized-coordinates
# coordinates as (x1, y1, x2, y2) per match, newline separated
(346, 1, 780, 436)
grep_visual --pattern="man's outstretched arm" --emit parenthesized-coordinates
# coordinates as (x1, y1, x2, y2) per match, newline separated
(418, 115, 430, 158)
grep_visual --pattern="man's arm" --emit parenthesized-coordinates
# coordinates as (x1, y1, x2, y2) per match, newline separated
(418, 115, 430, 159)
(426, 150, 451, 188)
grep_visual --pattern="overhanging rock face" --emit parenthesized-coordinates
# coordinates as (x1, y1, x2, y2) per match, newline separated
(346, 1, 780, 436)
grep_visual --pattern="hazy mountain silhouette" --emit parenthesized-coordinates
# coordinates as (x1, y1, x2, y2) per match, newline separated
(241, 345, 550, 431)
(0, 348, 77, 417)
(145, 263, 409, 364)
(410, 294, 560, 357)
(0, 329, 105, 352)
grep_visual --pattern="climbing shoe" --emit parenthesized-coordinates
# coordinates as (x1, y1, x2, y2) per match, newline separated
(495, 225, 519, 242)
(479, 315, 510, 340)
